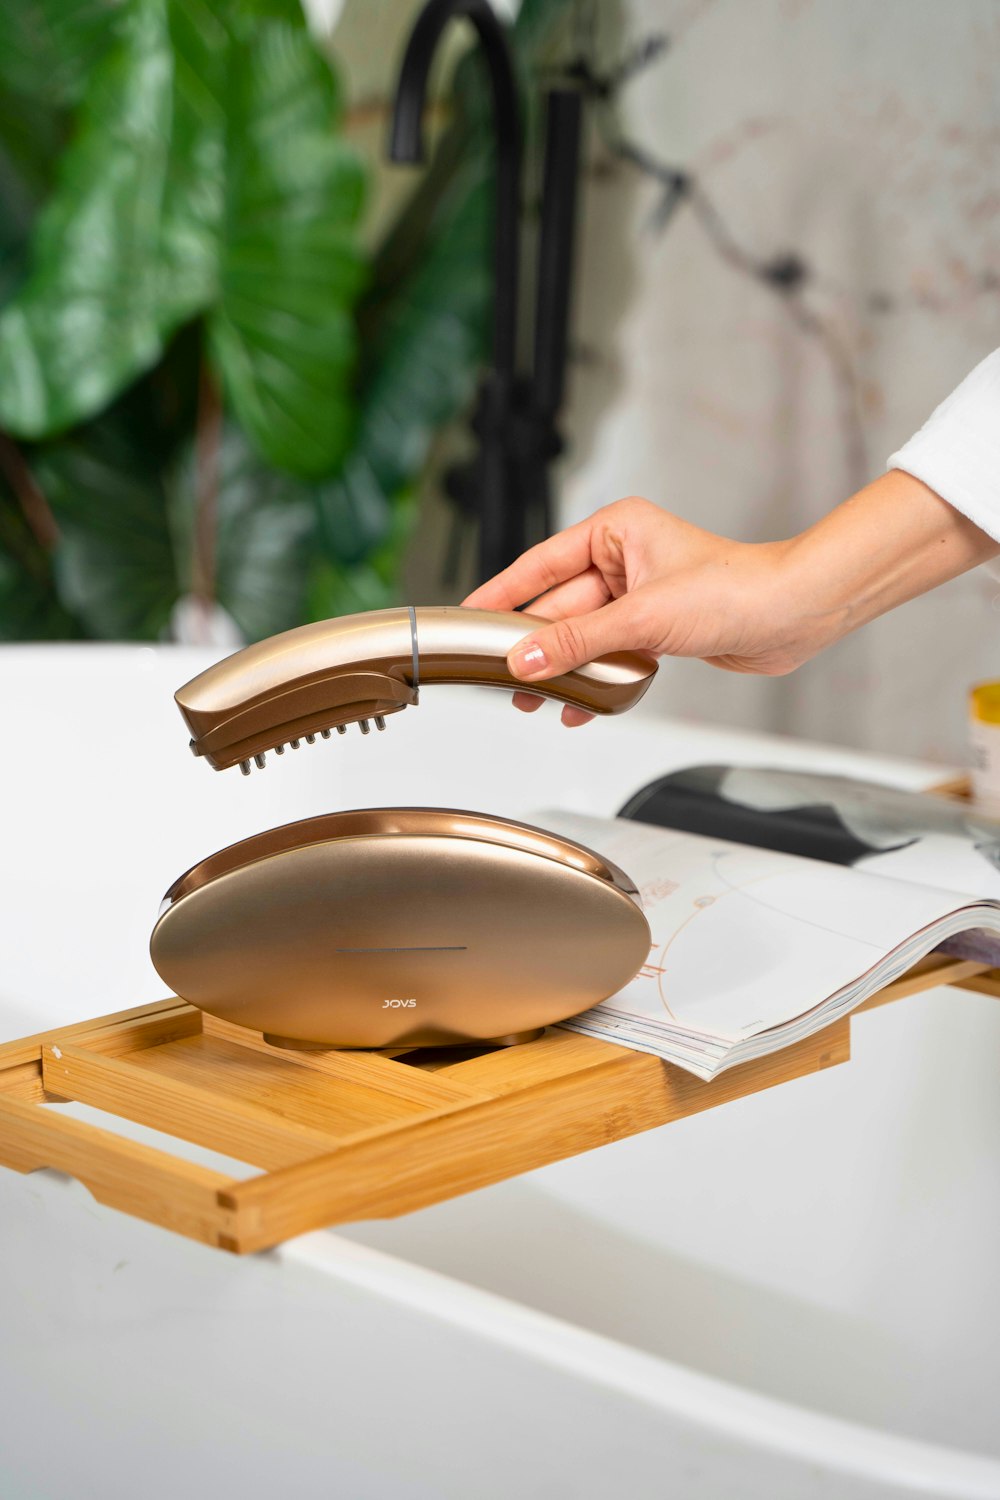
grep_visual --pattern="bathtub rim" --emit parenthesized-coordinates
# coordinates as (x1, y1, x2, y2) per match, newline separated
(278, 1224, 1000, 1498)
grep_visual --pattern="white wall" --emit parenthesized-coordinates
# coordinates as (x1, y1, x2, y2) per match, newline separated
(561, 0, 1000, 764)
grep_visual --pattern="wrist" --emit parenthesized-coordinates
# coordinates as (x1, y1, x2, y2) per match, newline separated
(721, 536, 844, 673)
(775, 525, 862, 661)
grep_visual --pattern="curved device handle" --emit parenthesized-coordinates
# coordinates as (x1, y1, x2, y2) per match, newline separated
(177, 606, 656, 771)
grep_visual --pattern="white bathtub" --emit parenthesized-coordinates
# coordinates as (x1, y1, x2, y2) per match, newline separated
(1, 645, 998, 1500)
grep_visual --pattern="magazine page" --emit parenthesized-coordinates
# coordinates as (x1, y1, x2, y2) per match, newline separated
(537, 809, 994, 1046)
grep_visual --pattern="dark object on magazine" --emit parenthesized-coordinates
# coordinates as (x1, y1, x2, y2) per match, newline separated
(617, 764, 915, 866)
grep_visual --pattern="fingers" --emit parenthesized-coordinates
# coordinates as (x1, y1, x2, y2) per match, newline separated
(511, 690, 595, 726)
(507, 594, 653, 682)
(462, 518, 596, 612)
(513, 569, 609, 730)
(522, 565, 613, 624)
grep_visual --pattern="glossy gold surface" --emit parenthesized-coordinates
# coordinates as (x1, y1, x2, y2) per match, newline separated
(176, 606, 657, 770)
(150, 808, 651, 1049)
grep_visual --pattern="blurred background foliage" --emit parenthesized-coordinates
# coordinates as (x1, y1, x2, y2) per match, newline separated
(0, 0, 572, 642)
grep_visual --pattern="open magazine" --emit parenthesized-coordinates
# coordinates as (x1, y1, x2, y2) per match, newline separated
(620, 764, 1000, 965)
(535, 784, 1000, 1082)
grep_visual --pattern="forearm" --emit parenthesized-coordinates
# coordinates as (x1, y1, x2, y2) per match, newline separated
(781, 469, 1000, 655)
(466, 469, 1000, 703)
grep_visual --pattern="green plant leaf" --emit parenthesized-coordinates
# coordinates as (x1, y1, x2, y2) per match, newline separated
(35, 415, 178, 639)
(354, 163, 491, 508)
(167, 423, 317, 642)
(0, 0, 125, 111)
(0, 146, 43, 308)
(0, 488, 82, 640)
(0, 0, 220, 439)
(0, 550, 83, 640)
(206, 16, 367, 477)
(0, 0, 366, 478)
(307, 488, 417, 620)
(0, 4, 126, 296)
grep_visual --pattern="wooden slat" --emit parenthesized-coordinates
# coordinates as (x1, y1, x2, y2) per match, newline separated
(41, 1045, 343, 1170)
(127, 1034, 445, 1137)
(80, 1007, 203, 1057)
(954, 969, 1000, 999)
(0, 1092, 234, 1248)
(199, 1013, 485, 1105)
(222, 1019, 851, 1252)
(0, 997, 195, 1069)
(0, 1060, 54, 1103)
(0, 1000, 201, 1103)
(927, 774, 972, 799)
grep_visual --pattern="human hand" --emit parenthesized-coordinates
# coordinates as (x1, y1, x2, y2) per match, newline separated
(463, 474, 1000, 726)
(463, 496, 810, 726)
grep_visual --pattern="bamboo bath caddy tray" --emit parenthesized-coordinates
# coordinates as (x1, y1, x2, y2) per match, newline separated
(0, 952, 996, 1253)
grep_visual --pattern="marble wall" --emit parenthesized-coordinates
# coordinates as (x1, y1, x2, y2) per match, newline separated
(559, 0, 1000, 765)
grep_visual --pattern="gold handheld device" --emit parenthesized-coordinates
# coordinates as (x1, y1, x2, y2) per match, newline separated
(150, 808, 652, 1049)
(176, 605, 656, 774)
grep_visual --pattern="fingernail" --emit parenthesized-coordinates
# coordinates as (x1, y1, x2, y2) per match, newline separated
(509, 641, 549, 679)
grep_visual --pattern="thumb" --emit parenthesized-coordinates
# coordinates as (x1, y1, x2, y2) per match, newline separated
(507, 596, 650, 681)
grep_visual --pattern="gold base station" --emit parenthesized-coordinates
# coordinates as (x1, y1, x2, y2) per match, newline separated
(150, 808, 652, 1051)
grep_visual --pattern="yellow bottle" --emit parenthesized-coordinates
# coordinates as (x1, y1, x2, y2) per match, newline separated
(969, 682, 1000, 811)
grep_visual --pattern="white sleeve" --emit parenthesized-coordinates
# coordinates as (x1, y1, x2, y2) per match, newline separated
(887, 348, 1000, 542)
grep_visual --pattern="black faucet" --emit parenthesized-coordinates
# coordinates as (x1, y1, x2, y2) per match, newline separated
(389, 0, 582, 586)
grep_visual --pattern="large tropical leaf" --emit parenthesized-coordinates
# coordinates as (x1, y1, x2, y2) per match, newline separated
(0, 3, 125, 301)
(0, 0, 366, 478)
(307, 487, 417, 621)
(35, 415, 178, 639)
(0, 0, 125, 111)
(0, 486, 82, 640)
(31, 401, 319, 643)
(167, 423, 317, 642)
(207, 15, 367, 476)
(0, 146, 42, 309)
(0, 0, 218, 439)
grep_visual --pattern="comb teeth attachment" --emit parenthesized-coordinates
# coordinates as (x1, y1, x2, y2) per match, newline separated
(226, 711, 395, 773)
